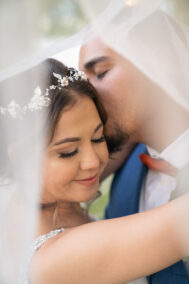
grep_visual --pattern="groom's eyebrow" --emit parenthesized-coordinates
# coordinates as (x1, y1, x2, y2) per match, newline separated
(84, 56, 110, 70)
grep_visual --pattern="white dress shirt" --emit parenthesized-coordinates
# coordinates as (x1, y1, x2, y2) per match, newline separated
(127, 129, 189, 284)
(139, 128, 189, 212)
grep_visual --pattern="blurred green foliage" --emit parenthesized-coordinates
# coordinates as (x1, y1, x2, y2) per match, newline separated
(39, 0, 189, 39)
(165, 0, 189, 25)
(39, 0, 88, 37)
(89, 175, 113, 219)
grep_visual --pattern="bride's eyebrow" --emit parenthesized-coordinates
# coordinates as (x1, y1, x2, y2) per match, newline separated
(84, 56, 110, 70)
(53, 137, 80, 146)
(52, 123, 103, 147)
(94, 123, 103, 133)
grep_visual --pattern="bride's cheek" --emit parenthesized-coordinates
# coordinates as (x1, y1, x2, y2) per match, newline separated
(42, 158, 60, 187)
(100, 144, 109, 168)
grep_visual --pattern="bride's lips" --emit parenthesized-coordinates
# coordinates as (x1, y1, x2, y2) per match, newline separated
(73, 174, 98, 186)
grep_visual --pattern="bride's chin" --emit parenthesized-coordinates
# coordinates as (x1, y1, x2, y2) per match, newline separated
(80, 188, 100, 203)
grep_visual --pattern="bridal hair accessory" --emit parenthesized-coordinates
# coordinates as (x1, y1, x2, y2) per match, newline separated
(0, 68, 88, 119)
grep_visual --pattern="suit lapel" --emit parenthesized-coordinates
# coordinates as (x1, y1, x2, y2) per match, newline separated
(105, 143, 147, 218)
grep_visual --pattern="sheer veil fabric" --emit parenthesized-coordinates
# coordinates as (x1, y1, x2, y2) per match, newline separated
(0, 0, 189, 283)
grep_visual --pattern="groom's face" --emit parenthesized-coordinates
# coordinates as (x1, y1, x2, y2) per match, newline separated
(79, 37, 147, 144)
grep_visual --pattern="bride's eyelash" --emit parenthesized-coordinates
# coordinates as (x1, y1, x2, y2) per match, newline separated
(58, 137, 105, 158)
(59, 149, 78, 158)
(92, 136, 105, 143)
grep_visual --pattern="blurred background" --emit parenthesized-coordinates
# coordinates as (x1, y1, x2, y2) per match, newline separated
(38, 0, 189, 38)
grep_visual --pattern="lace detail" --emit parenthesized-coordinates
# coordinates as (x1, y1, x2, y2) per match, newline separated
(23, 227, 65, 284)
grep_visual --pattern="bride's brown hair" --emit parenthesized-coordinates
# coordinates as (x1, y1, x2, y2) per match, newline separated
(0, 58, 107, 179)
(43, 58, 107, 143)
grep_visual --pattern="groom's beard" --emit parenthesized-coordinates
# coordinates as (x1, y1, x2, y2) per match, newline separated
(105, 122, 130, 154)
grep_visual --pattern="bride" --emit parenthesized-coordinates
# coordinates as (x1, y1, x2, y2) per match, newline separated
(1, 58, 189, 284)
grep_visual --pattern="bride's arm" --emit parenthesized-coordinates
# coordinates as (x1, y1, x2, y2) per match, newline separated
(32, 194, 189, 284)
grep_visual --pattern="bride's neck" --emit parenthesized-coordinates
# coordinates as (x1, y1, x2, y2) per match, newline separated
(37, 201, 90, 236)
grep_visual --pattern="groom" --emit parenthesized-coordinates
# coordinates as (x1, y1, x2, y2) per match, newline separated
(79, 37, 189, 283)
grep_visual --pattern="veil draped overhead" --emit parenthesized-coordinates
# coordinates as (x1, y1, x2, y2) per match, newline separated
(79, 0, 189, 110)
(0, 0, 188, 283)
(0, 1, 47, 283)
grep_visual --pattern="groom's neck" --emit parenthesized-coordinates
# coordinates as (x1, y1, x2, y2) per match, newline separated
(137, 99, 189, 152)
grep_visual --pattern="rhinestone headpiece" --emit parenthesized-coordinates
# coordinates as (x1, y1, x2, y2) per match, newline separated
(0, 68, 88, 119)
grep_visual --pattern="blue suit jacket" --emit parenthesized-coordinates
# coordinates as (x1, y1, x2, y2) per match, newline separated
(105, 143, 189, 284)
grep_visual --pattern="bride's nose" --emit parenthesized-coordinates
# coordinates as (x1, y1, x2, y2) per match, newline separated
(79, 145, 100, 171)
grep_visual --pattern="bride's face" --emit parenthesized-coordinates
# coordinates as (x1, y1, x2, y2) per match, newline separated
(42, 96, 109, 204)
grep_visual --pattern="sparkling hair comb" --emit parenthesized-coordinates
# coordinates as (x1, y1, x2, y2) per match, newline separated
(0, 68, 88, 119)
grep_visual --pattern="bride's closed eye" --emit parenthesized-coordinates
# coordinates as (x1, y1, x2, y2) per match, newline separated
(91, 136, 105, 143)
(59, 149, 78, 159)
(58, 136, 105, 159)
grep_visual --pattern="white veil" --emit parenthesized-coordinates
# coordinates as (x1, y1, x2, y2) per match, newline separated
(0, 1, 46, 283)
(79, 0, 189, 110)
(0, 0, 189, 283)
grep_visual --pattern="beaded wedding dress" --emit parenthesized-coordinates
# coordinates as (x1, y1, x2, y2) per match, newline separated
(24, 228, 65, 284)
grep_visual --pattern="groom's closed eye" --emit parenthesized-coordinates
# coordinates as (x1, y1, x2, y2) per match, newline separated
(96, 70, 109, 80)
(84, 56, 110, 70)
(84, 56, 111, 77)
(93, 63, 112, 81)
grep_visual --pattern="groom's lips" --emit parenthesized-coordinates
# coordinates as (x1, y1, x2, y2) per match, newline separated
(74, 174, 98, 186)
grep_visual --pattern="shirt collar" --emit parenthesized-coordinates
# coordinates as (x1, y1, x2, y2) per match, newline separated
(147, 128, 189, 169)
